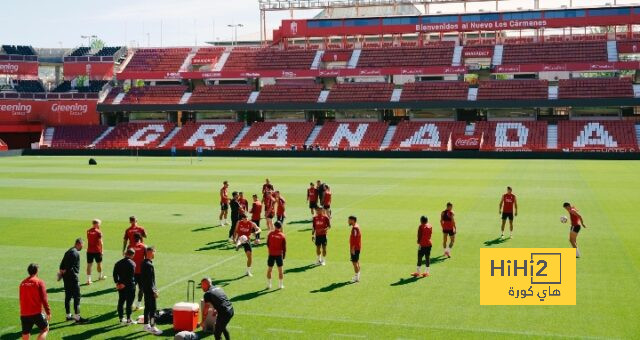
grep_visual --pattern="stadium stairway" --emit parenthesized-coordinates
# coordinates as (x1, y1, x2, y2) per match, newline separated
(230, 126, 250, 148)
(390, 88, 402, 102)
(212, 49, 231, 72)
(633, 84, 640, 98)
(347, 49, 361, 69)
(247, 91, 260, 104)
(158, 127, 181, 148)
(548, 85, 558, 100)
(113, 92, 126, 105)
(179, 92, 192, 104)
(317, 90, 330, 103)
(305, 125, 323, 146)
(42, 128, 55, 148)
(492, 45, 503, 65)
(311, 50, 325, 70)
(180, 47, 199, 72)
(636, 124, 640, 148)
(607, 40, 618, 62)
(379, 125, 397, 150)
(452, 45, 463, 66)
(547, 124, 558, 150)
(89, 127, 115, 147)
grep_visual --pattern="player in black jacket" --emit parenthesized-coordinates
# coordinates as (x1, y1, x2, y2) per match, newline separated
(58, 238, 88, 323)
(140, 246, 162, 336)
(113, 248, 136, 325)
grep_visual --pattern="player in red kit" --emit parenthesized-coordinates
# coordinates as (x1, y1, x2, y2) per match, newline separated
(266, 221, 286, 290)
(122, 216, 147, 255)
(323, 186, 332, 218)
(19, 263, 50, 340)
(307, 182, 319, 216)
(86, 219, 105, 285)
(238, 192, 249, 212)
(250, 194, 263, 245)
(499, 186, 518, 239)
(349, 216, 361, 283)
(312, 207, 331, 265)
(440, 202, 456, 258)
(131, 233, 147, 310)
(262, 178, 274, 199)
(264, 190, 276, 232)
(234, 214, 261, 277)
(219, 181, 230, 226)
(412, 216, 432, 277)
(275, 191, 286, 224)
(563, 202, 587, 258)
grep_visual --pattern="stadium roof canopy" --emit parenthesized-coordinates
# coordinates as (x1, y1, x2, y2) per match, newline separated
(313, 3, 421, 19)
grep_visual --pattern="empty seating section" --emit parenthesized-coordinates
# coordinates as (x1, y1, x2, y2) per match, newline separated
(256, 83, 322, 103)
(14, 80, 45, 93)
(357, 44, 455, 68)
(558, 121, 638, 150)
(313, 122, 389, 150)
(94, 47, 122, 57)
(400, 81, 469, 101)
(191, 47, 225, 65)
(53, 81, 108, 93)
(475, 121, 548, 151)
(50, 125, 108, 149)
(236, 122, 315, 149)
(2, 45, 35, 55)
(124, 48, 190, 72)
(501, 41, 607, 64)
(189, 85, 253, 104)
(163, 122, 244, 149)
(120, 86, 187, 104)
(95, 122, 175, 149)
(223, 48, 316, 71)
(388, 121, 466, 150)
(558, 78, 633, 99)
(328, 82, 394, 103)
(69, 47, 90, 57)
(477, 80, 548, 100)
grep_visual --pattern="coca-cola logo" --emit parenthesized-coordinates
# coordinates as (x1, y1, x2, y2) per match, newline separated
(401, 68, 424, 75)
(444, 67, 466, 74)
(319, 70, 340, 77)
(0, 102, 32, 115)
(51, 103, 89, 115)
(455, 137, 479, 147)
(0, 63, 19, 73)
(242, 73, 261, 77)
(359, 69, 382, 76)
(497, 65, 520, 73)
(542, 64, 566, 71)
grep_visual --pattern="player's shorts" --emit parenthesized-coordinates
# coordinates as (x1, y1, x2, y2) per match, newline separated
(418, 246, 432, 259)
(220, 203, 229, 211)
(323, 204, 331, 210)
(265, 212, 275, 219)
(443, 229, 456, 236)
(251, 219, 260, 227)
(267, 255, 283, 267)
(501, 212, 514, 221)
(309, 201, 318, 209)
(86, 252, 103, 264)
(315, 235, 327, 246)
(571, 225, 581, 233)
(241, 242, 252, 253)
(277, 215, 285, 222)
(350, 250, 360, 262)
(21, 313, 48, 334)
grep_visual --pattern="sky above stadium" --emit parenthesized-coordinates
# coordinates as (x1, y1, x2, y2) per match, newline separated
(0, 0, 635, 48)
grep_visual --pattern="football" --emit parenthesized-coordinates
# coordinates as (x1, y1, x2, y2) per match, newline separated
(560, 216, 568, 224)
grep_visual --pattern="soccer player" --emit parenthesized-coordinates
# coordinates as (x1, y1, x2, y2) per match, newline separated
(141, 246, 162, 336)
(275, 191, 286, 224)
(266, 221, 287, 290)
(250, 194, 263, 244)
(349, 216, 361, 283)
(58, 238, 87, 323)
(131, 233, 147, 310)
(86, 219, 105, 284)
(307, 182, 319, 216)
(264, 190, 276, 232)
(219, 181, 230, 226)
(238, 192, 249, 212)
(316, 180, 325, 206)
(113, 248, 136, 325)
(440, 202, 456, 258)
(122, 216, 147, 255)
(499, 186, 518, 239)
(312, 207, 331, 265)
(201, 277, 234, 340)
(228, 191, 242, 242)
(323, 185, 332, 218)
(234, 214, 261, 277)
(19, 264, 50, 340)
(563, 202, 587, 258)
(413, 216, 432, 277)
(262, 178, 274, 198)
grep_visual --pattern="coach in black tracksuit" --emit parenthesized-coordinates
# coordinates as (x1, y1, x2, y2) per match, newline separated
(58, 238, 86, 323)
(229, 192, 241, 239)
(113, 248, 136, 322)
(140, 246, 158, 327)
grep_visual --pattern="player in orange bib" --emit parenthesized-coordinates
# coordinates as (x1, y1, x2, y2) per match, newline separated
(499, 186, 518, 239)
(563, 202, 587, 258)
(234, 214, 261, 277)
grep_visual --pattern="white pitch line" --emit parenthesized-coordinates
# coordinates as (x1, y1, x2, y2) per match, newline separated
(267, 328, 304, 334)
(158, 254, 241, 292)
(331, 333, 366, 338)
(0, 326, 16, 334)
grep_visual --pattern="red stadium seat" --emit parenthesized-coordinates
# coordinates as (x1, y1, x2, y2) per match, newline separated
(557, 78, 633, 99)
(123, 48, 190, 73)
(313, 121, 389, 150)
(120, 86, 187, 105)
(356, 43, 456, 68)
(501, 41, 608, 64)
(189, 85, 253, 104)
(256, 83, 323, 103)
(327, 83, 394, 103)
(475, 121, 548, 151)
(400, 81, 469, 102)
(388, 121, 467, 151)
(49, 125, 109, 149)
(95, 122, 176, 149)
(557, 121, 638, 151)
(162, 122, 245, 150)
(235, 122, 315, 150)
(477, 80, 548, 100)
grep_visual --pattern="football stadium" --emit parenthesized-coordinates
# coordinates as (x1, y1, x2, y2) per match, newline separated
(1, 0, 640, 339)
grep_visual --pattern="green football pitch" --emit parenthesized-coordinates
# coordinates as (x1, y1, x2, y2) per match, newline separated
(0, 156, 638, 339)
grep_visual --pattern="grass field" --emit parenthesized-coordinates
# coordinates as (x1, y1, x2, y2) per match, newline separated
(0, 156, 638, 339)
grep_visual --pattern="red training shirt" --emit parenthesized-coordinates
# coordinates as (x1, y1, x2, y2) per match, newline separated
(19, 276, 50, 316)
(350, 224, 362, 251)
(264, 195, 275, 214)
(307, 187, 318, 202)
(267, 230, 287, 257)
(277, 197, 286, 216)
(323, 191, 332, 206)
(441, 210, 455, 231)
(417, 223, 433, 247)
(220, 186, 229, 204)
(251, 201, 262, 221)
(313, 215, 331, 236)
(239, 198, 249, 211)
(502, 193, 516, 213)
(569, 207, 581, 226)
(124, 225, 147, 247)
(132, 242, 146, 274)
(236, 220, 255, 238)
(87, 226, 103, 254)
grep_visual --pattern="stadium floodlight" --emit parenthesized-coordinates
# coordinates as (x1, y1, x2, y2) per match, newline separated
(228, 24, 245, 46)
(80, 35, 98, 47)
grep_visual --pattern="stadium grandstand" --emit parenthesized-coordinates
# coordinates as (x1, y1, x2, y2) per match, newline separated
(1, 0, 640, 154)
